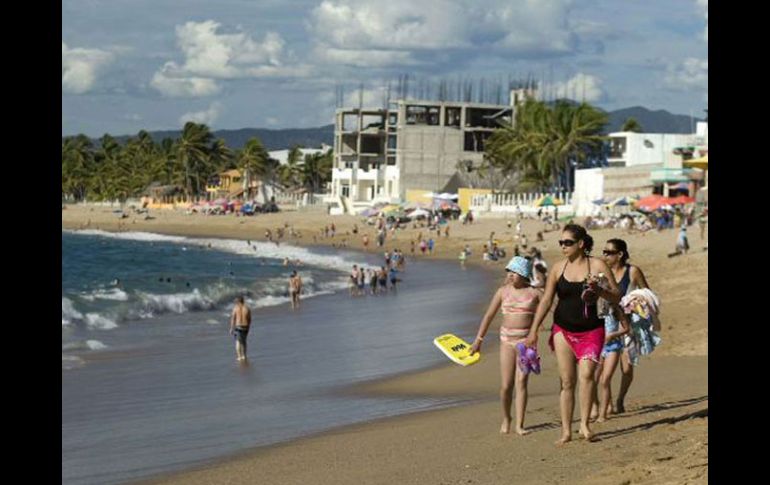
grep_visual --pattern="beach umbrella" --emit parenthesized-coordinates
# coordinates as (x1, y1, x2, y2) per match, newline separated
(668, 195, 695, 205)
(409, 208, 431, 218)
(635, 194, 669, 211)
(609, 196, 635, 207)
(592, 198, 609, 205)
(533, 195, 564, 207)
(683, 154, 708, 170)
(380, 205, 401, 214)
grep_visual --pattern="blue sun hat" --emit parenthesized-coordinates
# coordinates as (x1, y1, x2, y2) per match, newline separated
(505, 256, 532, 279)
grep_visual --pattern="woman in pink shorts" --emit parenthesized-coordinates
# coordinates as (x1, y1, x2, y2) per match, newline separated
(525, 224, 620, 444)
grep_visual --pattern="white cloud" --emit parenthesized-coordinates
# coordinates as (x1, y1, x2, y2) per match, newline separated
(179, 102, 224, 126)
(308, 0, 578, 68)
(151, 62, 221, 97)
(152, 20, 310, 98)
(544, 73, 605, 102)
(175, 20, 286, 79)
(665, 58, 708, 91)
(62, 42, 115, 94)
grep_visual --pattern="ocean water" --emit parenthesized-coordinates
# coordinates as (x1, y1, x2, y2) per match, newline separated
(61, 231, 495, 484)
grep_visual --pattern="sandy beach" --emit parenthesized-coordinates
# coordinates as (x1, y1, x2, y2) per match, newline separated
(62, 205, 708, 484)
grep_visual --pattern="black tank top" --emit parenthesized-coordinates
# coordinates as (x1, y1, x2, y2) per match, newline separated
(553, 257, 604, 332)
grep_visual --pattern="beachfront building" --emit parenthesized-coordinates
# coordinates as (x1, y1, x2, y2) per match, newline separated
(326, 91, 530, 213)
(205, 169, 243, 200)
(572, 122, 708, 215)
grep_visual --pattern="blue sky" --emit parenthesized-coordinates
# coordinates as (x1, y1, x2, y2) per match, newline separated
(62, 0, 708, 137)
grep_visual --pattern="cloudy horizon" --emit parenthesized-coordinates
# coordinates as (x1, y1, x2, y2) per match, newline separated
(62, 0, 708, 137)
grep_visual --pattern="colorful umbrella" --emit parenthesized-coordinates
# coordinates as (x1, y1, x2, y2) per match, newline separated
(668, 195, 695, 205)
(409, 208, 431, 218)
(635, 194, 669, 211)
(533, 195, 564, 207)
(609, 196, 637, 207)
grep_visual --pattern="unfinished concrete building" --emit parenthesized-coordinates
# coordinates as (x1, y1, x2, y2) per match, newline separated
(328, 90, 532, 211)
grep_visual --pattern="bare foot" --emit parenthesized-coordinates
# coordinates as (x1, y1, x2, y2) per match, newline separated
(500, 418, 512, 434)
(580, 425, 596, 442)
(616, 401, 626, 414)
(555, 433, 571, 445)
(515, 427, 531, 436)
(596, 416, 607, 423)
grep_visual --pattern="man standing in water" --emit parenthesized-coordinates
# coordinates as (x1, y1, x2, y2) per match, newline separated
(230, 296, 251, 362)
(289, 270, 303, 309)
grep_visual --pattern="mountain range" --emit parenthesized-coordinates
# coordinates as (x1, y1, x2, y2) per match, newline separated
(77, 106, 704, 150)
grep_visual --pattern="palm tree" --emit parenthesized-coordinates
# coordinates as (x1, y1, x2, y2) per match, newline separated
(546, 101, 608, 191)
(485, 98, 552, 190)
(209, 138, 235, 172)
(621, 117, 643, 132)
(62, 134, 96, 201)
(301, 149, 333, 194)
(237, 137, 271, 199)
(486, 98, 607, 192)
(279, 145, 303, 189)
(93, 134, 123, 201)
(176, 122, 213, 199)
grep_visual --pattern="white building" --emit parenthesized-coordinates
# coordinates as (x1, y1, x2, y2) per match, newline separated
(268, 145, 331, 165)
(572, 122, 708, 215)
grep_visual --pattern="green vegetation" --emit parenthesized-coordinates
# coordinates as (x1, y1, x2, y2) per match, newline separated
(485, 99, 608, 192)
(61, 122, 333, 202)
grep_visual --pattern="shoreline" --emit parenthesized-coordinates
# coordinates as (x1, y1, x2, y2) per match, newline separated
(62, 205, 708, 484)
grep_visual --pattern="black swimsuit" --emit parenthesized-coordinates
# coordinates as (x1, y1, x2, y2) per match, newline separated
(553, 257, 604, 332)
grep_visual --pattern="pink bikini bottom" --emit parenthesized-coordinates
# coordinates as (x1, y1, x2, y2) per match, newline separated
(500, 327, 530, 347)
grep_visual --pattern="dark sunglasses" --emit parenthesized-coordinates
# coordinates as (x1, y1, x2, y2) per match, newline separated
(558, 239, 577, 247)
(602, 249, 620, 256)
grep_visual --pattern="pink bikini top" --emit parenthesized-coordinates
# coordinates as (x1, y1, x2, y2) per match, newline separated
(500, 286, 539, 316)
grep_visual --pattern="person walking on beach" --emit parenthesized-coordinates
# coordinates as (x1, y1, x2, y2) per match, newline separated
(525, 224, 621, 443)
(230, 296, 252, 362)
(350, 265, 360, 296)
(419, 239, 427, 255)
(388, 266, 399, 290)
(289, 271, 302, 310)
(469, 257, 543, 435)
(428, 238, 435, 254)
(369, 268, 378, 295)
(599, 239, 651, 415)
(378, 266, 389, 291)
(698, 209, 707, 240)
(358, 267, 366, 294)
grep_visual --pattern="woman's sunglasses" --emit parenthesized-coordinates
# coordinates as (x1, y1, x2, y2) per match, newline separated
(602, 249, 620, 256)
(558, 239, 577, 247)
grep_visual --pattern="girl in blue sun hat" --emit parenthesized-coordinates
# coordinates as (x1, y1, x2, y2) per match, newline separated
(469, 255, 544, 435)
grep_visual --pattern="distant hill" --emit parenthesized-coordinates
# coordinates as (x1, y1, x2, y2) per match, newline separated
(90, 125, 336, 151)
(68, 106, 703, 150)
(603, 106, 703, 134)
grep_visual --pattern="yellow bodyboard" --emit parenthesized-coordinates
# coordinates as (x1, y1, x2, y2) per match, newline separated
(433, 333, 480, 366)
